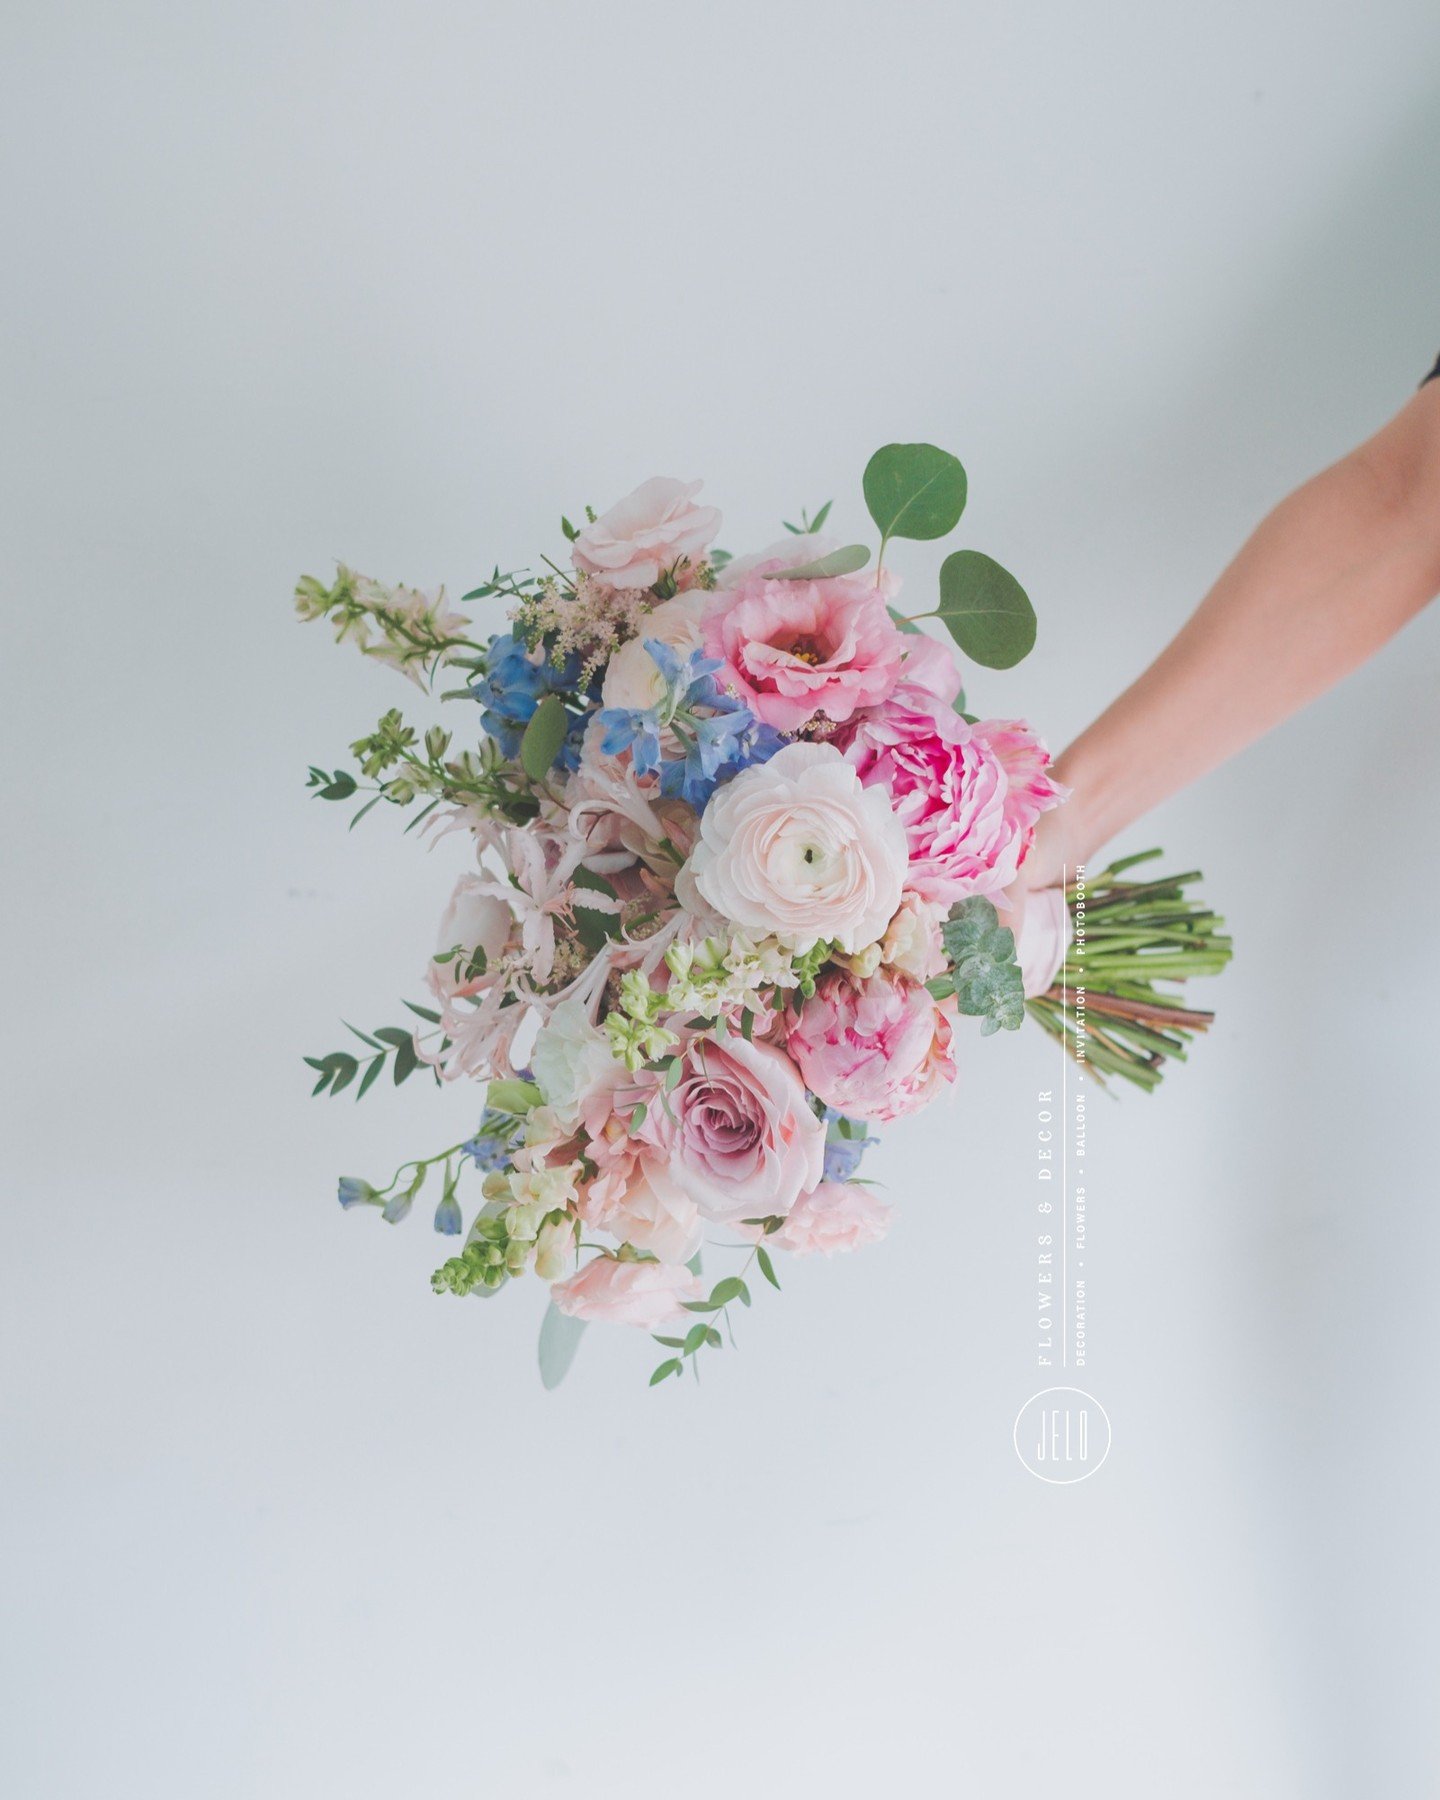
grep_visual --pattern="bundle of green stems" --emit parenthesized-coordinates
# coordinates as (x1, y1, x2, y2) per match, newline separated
(1025, 849, 1234, 1092)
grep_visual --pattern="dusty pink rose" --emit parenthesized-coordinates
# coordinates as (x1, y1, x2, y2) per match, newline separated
(649, 1034, 824, 1224)
(571, 478, 720, 591)
(577, 1075, 704, 1265)
(787, 968, 956, 1123)
(770, 1181, 892, 1256)
(844, 702, 1064, 904)
(703, 570, 904, 731)
(550, 1255, 702, 1328)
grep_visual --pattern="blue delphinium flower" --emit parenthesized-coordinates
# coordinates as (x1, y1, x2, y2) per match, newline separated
(821, 1111, 879, 1184)
(472, 633, 584, 757)
(599, 639, 784, 808)
(433, 1187, 463, 1236)
(337, 1176, 378, 1210)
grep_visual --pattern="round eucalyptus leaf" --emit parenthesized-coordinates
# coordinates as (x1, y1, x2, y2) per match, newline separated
(770, 543, 871, 581)
(538, 1301, 587, 1389)
(936, 549, 1036, 669)
(519, 692, 568, 781)
(863, 443, 967, 542)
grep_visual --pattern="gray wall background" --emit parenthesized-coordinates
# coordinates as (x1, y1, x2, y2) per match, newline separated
(5, 2, 1440, 1794)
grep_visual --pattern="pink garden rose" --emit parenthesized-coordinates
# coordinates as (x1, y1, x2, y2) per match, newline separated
(770, 1180, 892, 1256)
(572, 478, 720, 591)
(787, 968, 956, 1123)
(844, 701, 1065, 904)
(653, 1034, 824, 1224)
(686, 742, 907, 955)
(703, 568, 905, 731)
(550, 1255, 702, 1328)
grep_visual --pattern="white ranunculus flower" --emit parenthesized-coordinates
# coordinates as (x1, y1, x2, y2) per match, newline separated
(530, 997, 624, 1129)
(684, 742, 907, 955)
(599, 596, 707, 711)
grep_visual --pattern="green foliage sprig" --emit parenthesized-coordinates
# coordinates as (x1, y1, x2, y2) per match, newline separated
(929, 896, 1026, 1035)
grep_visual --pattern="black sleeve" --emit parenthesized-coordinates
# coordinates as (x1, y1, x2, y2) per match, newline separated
(1424, 353, 1440, 386)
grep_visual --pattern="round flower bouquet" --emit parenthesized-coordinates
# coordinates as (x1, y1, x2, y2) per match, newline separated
(297, 444, 1231, 1386)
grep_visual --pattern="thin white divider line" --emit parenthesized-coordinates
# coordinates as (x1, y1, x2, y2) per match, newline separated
(1061, 862, 1067, 1371)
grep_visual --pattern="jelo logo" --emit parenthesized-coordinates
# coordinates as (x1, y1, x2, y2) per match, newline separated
(1013, 1387, 1111, 1484)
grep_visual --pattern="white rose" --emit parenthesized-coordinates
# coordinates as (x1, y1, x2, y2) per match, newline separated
(685, 742, 907, 955)
(599, 597, 707, 711)
(530, 996, 624, 1129)
(572, 477, 721, 591)
(432, 874, 512, 995)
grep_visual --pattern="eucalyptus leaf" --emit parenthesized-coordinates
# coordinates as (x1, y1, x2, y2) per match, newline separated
(936, 549, 1036, 669)
(538, 1301, 587, 1390)
(940, 896, 1026, 1033)
(863, 443, 967, 542)
(770, 544, 871, 581)
(520, 693, 568, 782)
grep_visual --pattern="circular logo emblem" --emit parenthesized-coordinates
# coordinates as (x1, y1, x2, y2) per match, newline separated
(1013, 1387, 1112, 1484)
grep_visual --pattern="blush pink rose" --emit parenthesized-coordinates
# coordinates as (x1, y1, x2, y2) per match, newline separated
(843, 702, 1065, 905)
(769, 1180, 892, 1256)
(646, 1034, 825, 1224)
(786, 969, 956, 1123)
(550, 1255, 702, 1328)
(703, 570, 905, 732)
(572, 477, 721, 591)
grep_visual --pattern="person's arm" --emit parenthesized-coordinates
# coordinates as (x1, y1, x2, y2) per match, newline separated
(1023, 378, 1440, 891)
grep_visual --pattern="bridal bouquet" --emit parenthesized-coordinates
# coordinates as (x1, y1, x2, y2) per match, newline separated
(297, 443, 1229, 1386)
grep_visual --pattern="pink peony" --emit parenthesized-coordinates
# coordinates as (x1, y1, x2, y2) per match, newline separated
(550, 1255, 702, 1328)
(844, 702, 1065, 905)
(769, 1181, 892, 1256)
(703, 570, 905, 732)
(571, 478, 720, 591)
(787, 968, 956, 1123)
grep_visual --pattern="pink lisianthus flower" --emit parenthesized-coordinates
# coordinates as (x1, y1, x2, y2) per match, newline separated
(571, 478, 720, 591)
(787, 968, 956, 1124)
(702, 569, 905, 732)
(769, 1180, 892, 1256)
(550, 1255, 702, 1328)
(843, 702, 1065, 905)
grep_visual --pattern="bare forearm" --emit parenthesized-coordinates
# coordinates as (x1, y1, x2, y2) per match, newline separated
(1034, 384, 1440, 883)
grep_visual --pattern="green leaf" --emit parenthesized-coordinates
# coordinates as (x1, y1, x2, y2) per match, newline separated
(356, 1054, 385, 1100)
(328, 1054, 359, 1095)
(486, 1078, 543, 1114)
(520, 693, 569, 782)
(770, 544, 871, 581)
(652, 1335, 687, 1349)
(650, 1358, 683, 1386)
(392, 1036, 419, 1085)
(809, 499, 833, 533)
(316, 770, 357, 801)
(936, 549, 1036, 670)
(685, 1251, 704, 1277)
(863, 443, 967, 542)
(709, 1275, 749, 1307)
(373, 1026, 413, 1048)
(940, 896, 1026, 1032)
(403, 1000, 443, 1024)
(682, 1323, 709, 1355)
(756, 1245, 781, 1290)
(538, 1301, 587, 1390)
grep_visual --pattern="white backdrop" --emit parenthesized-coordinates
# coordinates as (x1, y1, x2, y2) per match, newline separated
(5, 3, 1440, 1795)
